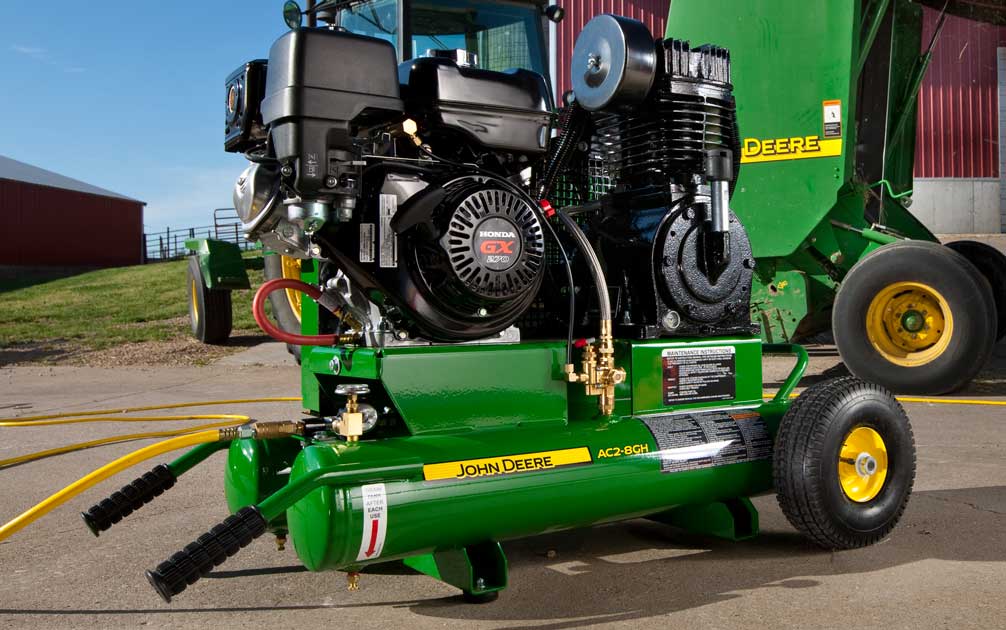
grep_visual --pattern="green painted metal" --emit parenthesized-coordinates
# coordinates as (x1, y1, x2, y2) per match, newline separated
(168, 441, 229, 477)
(405, 543, 508, 595)
(648, 497, 759, 541)
(184, 238, 251, 290)
(303, 342, 570, 434)
(666, 0, 939, 342)
(223, 438, 302, 530)
(281, 404, 783, 572)
(763, 343, 809, 403)
(222, 335, 807, 593)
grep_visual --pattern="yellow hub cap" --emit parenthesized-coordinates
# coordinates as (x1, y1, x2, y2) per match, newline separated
(190, 277, 200, 325)
(838, 426, 888, 502)
(865, 281, 952, 367)
(280, 256, 303, 322)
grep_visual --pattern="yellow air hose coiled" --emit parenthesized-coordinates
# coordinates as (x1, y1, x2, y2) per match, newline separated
(0, 397, 300, 423)
(0, 421, 241, 469)
(0, 414, 250, 428)
(0, 430, 225, 542)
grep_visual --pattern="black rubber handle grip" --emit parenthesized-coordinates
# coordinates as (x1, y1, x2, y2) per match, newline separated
(81, 464, 177, 536)
(146, 506, 268, 603)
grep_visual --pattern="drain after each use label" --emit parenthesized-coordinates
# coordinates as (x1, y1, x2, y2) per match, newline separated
(662, 346, 736, 405)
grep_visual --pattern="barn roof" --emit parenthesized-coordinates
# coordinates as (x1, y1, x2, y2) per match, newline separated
(0, 155, 145, 204)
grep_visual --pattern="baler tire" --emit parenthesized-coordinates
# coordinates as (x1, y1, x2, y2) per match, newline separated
(187, 257, 233, 345)
(946, 240, 1006, 341)
(773, 376, 915, 550)
(832, 240, 995, 394)
(263, 254, 302, 364)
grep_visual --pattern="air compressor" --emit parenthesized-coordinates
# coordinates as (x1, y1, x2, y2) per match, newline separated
(80, 3, 916, 603)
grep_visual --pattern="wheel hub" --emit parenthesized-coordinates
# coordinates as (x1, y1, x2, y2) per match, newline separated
(865, 281, 953, 367)
(838, 426, 889, 503)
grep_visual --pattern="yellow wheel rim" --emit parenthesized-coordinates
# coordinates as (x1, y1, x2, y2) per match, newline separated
(838, 426, 888, 502)
(865, 281, 952, 367)
(280, 255, 303, 322)
(190, 277, 200, 326)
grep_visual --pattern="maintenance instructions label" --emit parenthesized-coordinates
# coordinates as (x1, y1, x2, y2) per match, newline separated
(356, 483, 388, 561)
(423, 447, 592, 482)
(640, 410, 772, 473)
(662, 346, 735, 405)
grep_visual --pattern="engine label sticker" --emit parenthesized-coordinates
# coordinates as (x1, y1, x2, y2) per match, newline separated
(423, 447, 592, 482)
(356, 483, 388, 561)
(640, 410, 772, 473)
(823, 99, 843, 138)
(379, 194, 398, 268)
(662, 346, 735, 405)
(359, 223, 375, 263)
(740, 135, 842, 164)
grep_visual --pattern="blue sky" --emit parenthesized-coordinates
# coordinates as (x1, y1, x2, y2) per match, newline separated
(0, 1, 289, 232)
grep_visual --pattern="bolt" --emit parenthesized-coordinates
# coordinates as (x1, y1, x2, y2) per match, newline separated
(281, 164, 294, 177)
(661, 310, 682, 331)
(546, 549, 557, 560)
(325, 176, 339, 188)
(311, 245, 322, 257)
(477, 307, 488, 317)
(329, 356, 342, 374)
(475, 577, 486, 591)
(396, 330, 409, 341)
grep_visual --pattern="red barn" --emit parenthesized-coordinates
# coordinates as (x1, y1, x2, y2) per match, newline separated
(0, 156, 145, 269)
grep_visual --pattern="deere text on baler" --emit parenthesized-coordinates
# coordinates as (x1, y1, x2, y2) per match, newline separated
(91, 1, 918, 602)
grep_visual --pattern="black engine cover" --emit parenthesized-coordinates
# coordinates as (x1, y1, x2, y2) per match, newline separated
(330, 170, 545, 342)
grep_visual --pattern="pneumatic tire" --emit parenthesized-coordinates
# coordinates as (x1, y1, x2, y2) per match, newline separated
(946, 240, 1006, 341)
(832, 240, 995, 394)
(774, 376, 915, 550)
(187, 256, 232, 344)
(263, 254, 302, 364)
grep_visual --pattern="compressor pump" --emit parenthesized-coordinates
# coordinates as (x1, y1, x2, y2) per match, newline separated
(69, 4, 916, 603)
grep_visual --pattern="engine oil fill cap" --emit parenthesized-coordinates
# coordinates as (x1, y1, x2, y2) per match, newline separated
(571, 14, 657, 111)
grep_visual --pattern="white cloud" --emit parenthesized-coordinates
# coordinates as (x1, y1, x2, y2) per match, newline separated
(11, 44, 47, 58)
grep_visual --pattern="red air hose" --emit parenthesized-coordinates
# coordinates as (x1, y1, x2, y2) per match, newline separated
(253, 278, 342, 346)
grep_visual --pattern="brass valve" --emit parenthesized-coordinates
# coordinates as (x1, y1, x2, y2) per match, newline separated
(218, 420, 304, 442)
(564, 320, 626, 416)
(335, 383, 370, 442)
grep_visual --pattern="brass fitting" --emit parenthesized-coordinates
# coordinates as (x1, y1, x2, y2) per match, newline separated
(275, 534, 287, 551)
(218, 420, 304, 442)
(564, 320, 626, 416)
(335, 384, 370, 442)
(347, 571, 361, 591)
(401, 119, 423, 147)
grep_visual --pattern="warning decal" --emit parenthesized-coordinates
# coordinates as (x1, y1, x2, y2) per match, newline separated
(355, 483, 387, 561)
(423, 447, 592, 481)
(359, 223, 375, 263)
(640, 410, 772, 473)
(823, 99, 842, 138)
(662, 346, 735, 405)
(378, 194, 398, 268)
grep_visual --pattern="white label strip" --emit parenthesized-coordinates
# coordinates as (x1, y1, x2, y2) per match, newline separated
(356, 483, 388, 561)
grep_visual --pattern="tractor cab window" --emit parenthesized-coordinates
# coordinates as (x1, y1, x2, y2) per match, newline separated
(409, 0, 547, 76)
(336, 0, 399, 49)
